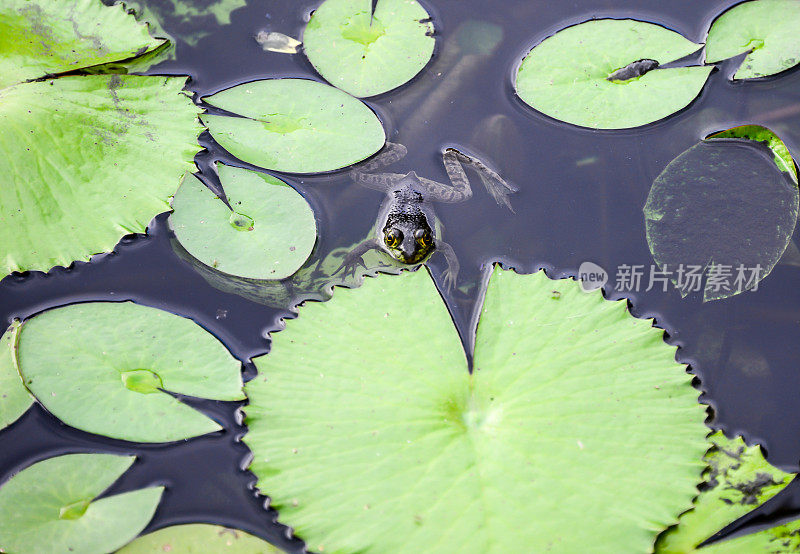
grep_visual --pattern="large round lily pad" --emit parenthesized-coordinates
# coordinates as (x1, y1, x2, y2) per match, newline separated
(201, 78, 385, 173)
(303, 0, 435, 97)
(0, 74, 202, 277)
(0, 453, 163, 554)
(644, 136, 799, 302)
(13, 301, 244, 443)
(244, 267, 707, 553)
(118, 524, 282, 553)
(170, 166, 317, 280)
(0, 0, 164, 88)
(706, 0, 800, 80)
(515, 19, 712, 129)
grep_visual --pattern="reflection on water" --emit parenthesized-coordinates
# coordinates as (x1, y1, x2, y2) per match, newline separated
(3, 0, 800, 548)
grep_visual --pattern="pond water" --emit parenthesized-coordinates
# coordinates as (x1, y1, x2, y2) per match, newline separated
(2, 0, 800, 549)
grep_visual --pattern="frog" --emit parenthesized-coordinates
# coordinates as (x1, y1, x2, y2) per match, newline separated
(334, 142, 517, 290)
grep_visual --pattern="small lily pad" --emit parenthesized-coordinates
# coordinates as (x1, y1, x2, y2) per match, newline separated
(0, 0, 164, 88)
(644, 135, 799, 301)
(708, 124, 798, 182)
(201, 78, 385, 173)
(0, 74, 202, 277)
(302, 0, 435, 97)
(0, 321, 32, 429)
(118, 524, 283, 553)
(0, 453, 163, 554)
(244, 266, 707, 553)
(170, 165, 317, 280)
(515, 19, 712, 129)
(655, 432, 799, 552)
(12, 302, 244, 443)
(705, 0, 800, 80)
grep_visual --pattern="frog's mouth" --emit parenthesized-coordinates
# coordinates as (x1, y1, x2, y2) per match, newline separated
(389, 244, 433, 265)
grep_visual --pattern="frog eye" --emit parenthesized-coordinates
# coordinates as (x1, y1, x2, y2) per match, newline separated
(415, 229, 431, 247)
(384, 228, 403, 248)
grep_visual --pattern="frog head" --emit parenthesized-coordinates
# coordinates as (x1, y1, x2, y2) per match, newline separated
(381, 188, 434, 264)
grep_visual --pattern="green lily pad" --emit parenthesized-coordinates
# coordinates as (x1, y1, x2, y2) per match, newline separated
(655, 432, 800, 553)
(302, 0, 435, 97)
(170, 166, 317, 280)
(644, 136, 799, 302)
(515, 19, 712, 129)
(0, 0, 164, 88)
(708, 125, 798, 183)
(11, 301, 244, 442)
(201, 78, 385, 173)
(705, 0, 800, 80)
(0, 453, 163, 554)
(244, 266, 707, 553)
(0, 74, 201, 277)
(0, 321, 32, 429)
(118, 524, 282, 553)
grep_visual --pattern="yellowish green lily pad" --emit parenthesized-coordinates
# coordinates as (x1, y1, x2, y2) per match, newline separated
(515, 19, 711, 129)
(303, 0, 435, 97)
(0, 453, 163, 554)
(0, 0, 164, 88)
(244, 266, 707, 553)
(0, 74, 201, 277)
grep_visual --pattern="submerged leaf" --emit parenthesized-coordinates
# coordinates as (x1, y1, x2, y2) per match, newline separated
(170, 166, 317, 280)
(0, 321, 32, 429)
(13, 302, 243, 442)
(656, 432, 799, 553)
(118, 524, 282, 553)
(303, 0, 435, 97)
(515, 19, 711, 129)
(705, 0, 800, 80)
(644, 137, 799, 301)
(0, 74, 201, 277)
(0, 453, 163, 554)
(202, 78, 385, 173)
(0, 0, 164, 88)
(244, 266, 707, 553)
(708, 125, 798, 183)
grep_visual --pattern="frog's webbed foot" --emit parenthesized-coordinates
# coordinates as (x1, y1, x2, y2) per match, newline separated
(443, 148, 517, 212)
(334, 239, 382, 280)
(435, 240, 459, 291)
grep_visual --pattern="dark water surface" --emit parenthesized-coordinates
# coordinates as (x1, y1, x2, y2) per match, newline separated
(3, 0, 800, 549)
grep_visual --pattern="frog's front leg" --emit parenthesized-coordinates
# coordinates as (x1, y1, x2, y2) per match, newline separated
(333, 238, 383, 279)
(436, 240, 459, 291)
(350, 142, 408, 192)
(443, 148, 518, 212)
